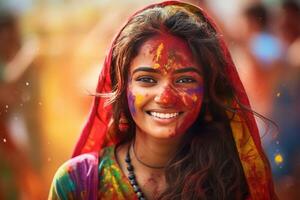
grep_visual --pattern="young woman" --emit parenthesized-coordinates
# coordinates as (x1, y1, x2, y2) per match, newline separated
(49, 1, 277, 199)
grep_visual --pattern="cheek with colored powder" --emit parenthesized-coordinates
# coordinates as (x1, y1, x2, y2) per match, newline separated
(185, 86, 204, 106)
(157, 85, 203, 110)
(127, 90, 136, 116)
(170, 86, 204, 109)
(135, 94, 144, 107)
(127, 90, 146, 116)
(157, 86, 179, 106)
(172, 86, 204, 135)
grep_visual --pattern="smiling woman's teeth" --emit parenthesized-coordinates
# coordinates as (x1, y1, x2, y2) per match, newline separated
(150, 112, 179, 119)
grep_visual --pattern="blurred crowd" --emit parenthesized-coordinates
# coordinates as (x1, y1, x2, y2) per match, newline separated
(0, 0, 299, 199)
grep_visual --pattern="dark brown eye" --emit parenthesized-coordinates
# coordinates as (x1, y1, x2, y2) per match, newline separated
(136, 76, 157, 83)
(176, 77, 196, 83)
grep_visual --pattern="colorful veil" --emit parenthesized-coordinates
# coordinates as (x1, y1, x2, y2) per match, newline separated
(72, 1, 276, 199)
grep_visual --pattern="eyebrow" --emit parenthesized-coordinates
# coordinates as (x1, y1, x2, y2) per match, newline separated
(132, 66, 202, 75)
(132, 67, 160, 75)
(173, 67, 202, 75)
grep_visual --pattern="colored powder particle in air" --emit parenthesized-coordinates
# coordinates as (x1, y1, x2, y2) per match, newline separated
(127, 92, 136, 115)
(276, 92, 281, 97)
(274, 153, 284, 165)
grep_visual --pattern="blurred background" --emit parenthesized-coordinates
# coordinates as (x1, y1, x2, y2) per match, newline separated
(0, 0, 299, 199)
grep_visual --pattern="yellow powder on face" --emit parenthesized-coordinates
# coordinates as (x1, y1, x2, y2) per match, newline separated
(165, 56, 175, 71)
(153, 63, 160, 69)
(191, 94, 198, 102)
(155, 43, 164, 62)
(135, 94, 144, 107)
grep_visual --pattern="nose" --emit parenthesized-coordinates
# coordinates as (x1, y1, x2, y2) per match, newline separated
(154, 86, 178, 107)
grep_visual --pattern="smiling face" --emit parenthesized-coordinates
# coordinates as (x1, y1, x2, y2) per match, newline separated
(127, 34, 204, 139)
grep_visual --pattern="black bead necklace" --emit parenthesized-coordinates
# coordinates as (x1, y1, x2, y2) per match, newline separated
(125, 144, 146, 200)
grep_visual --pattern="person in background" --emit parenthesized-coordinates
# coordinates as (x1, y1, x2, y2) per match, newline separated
(269, 1, 300, 199)
(240, 2, 283, 116)
(0, 11, 43, 200)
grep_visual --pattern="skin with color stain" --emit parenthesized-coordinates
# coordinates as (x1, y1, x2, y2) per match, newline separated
(142, 172, 165, 199)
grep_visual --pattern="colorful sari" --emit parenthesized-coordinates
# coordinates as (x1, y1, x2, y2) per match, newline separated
(49, 1, 277, 199)
(49, 145, 137, 200)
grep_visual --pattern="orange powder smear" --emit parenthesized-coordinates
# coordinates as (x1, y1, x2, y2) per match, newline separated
(165, 56, 175, 71)
(153, 63, 160, 69)
(135, 94, 144, 107)
(154, 43, 164, 63)
(191, 94, 198, 102)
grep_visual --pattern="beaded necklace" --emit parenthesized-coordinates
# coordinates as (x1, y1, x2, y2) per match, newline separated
(125, 144, 146, 200)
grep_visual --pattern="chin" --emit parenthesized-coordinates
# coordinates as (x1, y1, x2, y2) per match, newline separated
(148, 127, 185, 139)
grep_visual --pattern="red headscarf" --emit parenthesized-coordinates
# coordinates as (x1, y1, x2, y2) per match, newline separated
(72, 1, 277, 199)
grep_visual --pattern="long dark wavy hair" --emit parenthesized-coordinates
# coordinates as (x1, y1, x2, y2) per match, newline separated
(107, 4, 250, 200)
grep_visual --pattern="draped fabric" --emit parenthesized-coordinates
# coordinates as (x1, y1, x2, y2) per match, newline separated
(49, 152, 99, 200)
(61, 1, 276, 199)
(49, 146, 137, 200)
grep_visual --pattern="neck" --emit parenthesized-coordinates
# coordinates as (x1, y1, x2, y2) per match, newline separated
(133, 127, 182, 170)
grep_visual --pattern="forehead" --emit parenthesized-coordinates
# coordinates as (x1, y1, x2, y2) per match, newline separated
(140, 34, 192, 54)
(130, 34, 198, 72)
(138, 34, 193, 59)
